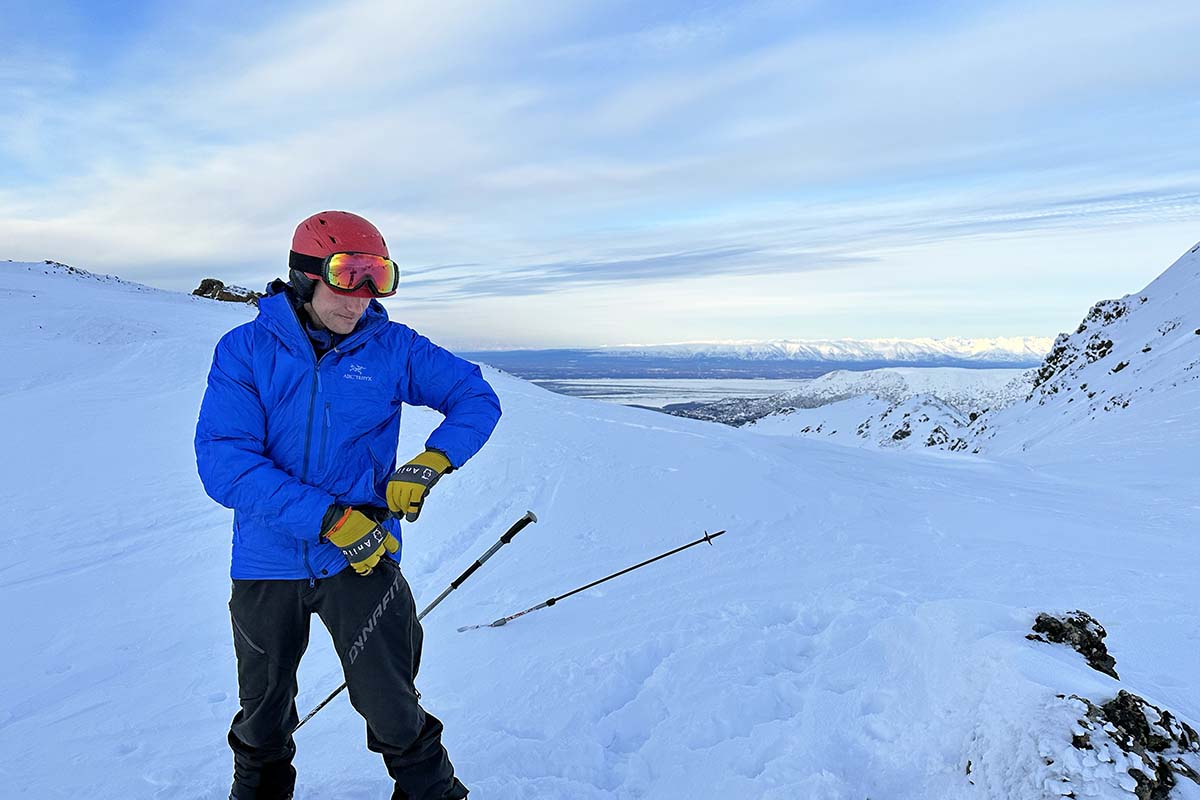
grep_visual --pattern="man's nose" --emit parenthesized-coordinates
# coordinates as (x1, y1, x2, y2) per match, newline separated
(344, 296, 371, 313)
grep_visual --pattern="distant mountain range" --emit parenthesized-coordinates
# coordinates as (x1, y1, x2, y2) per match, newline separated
(463, 337, 1051, 380)
(593, 337, 1053, 362)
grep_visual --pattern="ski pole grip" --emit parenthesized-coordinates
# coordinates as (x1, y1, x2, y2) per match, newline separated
(501, 510, 537, 544)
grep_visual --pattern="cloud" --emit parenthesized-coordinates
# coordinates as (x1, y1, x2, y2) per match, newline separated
(0, 0, 1198, 335)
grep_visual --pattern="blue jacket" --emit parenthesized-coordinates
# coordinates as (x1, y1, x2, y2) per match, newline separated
(195, 282, 502, 580)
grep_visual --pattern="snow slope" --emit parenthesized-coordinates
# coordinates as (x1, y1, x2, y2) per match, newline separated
(789, 366, 1033, 415)
(747, 393, 973, 450)
(969, 241, 1200, 470)
(659, 366, 1030, 429)
(1, 261, 1198, 799)
(741, 367, 1030, 449)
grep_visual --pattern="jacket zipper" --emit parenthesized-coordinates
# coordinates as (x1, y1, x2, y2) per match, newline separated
(318, 402, 332, 474)
(286, 300, 348, 585)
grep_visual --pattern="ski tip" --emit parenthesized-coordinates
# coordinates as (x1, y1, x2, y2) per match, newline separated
(526, 510, 538, 523)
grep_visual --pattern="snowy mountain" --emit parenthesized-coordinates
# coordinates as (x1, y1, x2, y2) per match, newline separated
(967, 241, 1200, 463)
(599, 336, 1053, 364)
(670, 365, 1031, 434)
(2, 259, 1198, 799)
(747, 392, 974, 450)
(784, 366, 1034, 415)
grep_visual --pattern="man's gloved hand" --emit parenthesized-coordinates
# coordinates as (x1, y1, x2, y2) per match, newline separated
(386, 449, 453, 522)
(322, 506, 399, 575)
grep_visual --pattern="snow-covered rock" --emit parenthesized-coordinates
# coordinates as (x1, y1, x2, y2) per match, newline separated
(192, 277, 262, 304)
(748, 392, 976, 450)
(741, 368, 1032, 449)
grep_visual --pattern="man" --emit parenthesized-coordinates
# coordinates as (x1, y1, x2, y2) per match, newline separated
(195, 210, 501, 800)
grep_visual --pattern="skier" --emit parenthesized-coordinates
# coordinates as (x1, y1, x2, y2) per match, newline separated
(195, 210, 501, 800)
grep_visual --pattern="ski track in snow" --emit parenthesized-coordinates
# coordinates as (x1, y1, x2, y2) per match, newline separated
(1, 261, 1198, 799)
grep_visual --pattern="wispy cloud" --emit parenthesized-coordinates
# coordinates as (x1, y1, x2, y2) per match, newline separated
(1, 0, 1198, 345)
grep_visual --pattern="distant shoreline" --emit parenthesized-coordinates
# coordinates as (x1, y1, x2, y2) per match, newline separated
(460, 350, 1041, 381)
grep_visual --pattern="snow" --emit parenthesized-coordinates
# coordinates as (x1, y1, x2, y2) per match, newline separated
(1, 258, 1198, 799)
(748, 392, 970, 449)
(743, 367, 1031, 449)
(793, 366, 1032, 413)
(969, 241, 1200, 472)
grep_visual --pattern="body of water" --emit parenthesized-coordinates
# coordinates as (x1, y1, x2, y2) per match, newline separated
(531, 377, 812, 408)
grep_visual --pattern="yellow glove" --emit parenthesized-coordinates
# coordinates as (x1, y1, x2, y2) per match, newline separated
(322, 507, 399, 575)
(386, 449, 453, 522)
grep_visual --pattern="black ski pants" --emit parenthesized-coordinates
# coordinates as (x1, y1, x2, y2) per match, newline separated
(227, 557, 467, 800)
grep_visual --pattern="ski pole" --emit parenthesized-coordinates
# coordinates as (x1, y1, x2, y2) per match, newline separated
(458, 528, 726, 632)
(294, 509, 538, 732)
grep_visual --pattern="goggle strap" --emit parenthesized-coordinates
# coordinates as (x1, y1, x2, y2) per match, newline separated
(289, 250, 326, 277)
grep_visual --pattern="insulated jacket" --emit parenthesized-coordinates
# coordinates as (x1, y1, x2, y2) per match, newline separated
(195, 281, 502, 580)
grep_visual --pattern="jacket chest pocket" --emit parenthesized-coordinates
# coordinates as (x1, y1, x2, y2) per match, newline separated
(320, 371, 399, 453)
(326, 372, 397, 424)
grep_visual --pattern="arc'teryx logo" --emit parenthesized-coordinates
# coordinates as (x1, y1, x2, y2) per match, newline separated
(342, 362, 374, 382)
(349, 568, 403, 665)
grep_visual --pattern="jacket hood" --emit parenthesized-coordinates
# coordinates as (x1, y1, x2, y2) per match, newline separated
(257, 279, 390, 356)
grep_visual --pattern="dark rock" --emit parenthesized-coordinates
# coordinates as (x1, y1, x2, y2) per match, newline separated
(1111, 360, 1129, 374)
(1086, 338, 1115, 363)
(926, 425, 953, 447)
(1027, 610, 1119, 678)
(193, 278, 262, 304)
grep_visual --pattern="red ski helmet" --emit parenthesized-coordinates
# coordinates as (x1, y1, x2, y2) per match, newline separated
(288, 211, 389, 301)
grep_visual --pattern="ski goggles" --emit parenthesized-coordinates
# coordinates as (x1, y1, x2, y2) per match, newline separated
(289, 250, 400, 297)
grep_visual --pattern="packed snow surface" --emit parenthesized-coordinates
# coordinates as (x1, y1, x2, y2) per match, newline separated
(1, 259, 1198, 799)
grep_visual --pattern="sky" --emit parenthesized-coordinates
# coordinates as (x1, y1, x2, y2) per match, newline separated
(2, 0, 1199, 350)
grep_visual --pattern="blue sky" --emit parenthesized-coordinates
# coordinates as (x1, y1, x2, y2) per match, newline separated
(2, 0, 1199, 349)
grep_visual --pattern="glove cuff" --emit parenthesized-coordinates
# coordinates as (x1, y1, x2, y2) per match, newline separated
(424, 448, 453, 472)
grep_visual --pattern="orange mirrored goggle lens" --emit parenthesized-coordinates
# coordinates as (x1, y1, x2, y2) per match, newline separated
(324, 252, 399, 297)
